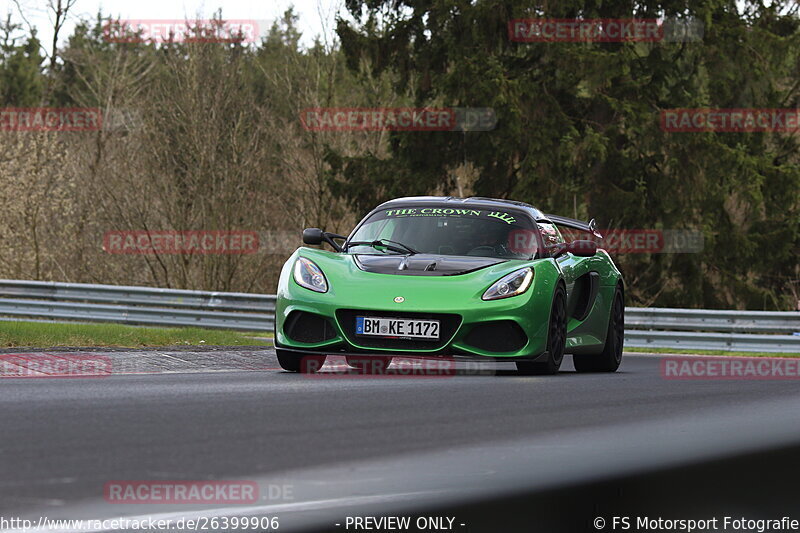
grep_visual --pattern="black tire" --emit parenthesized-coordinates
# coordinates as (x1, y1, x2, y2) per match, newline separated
(276, 348, 326, 373)
(516, 284, 567, 376)
(346, 356, 393, 374)
(573, 285, 624, 373)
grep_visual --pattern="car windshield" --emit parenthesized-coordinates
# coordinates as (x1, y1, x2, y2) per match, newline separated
(347, 206, 540, 259)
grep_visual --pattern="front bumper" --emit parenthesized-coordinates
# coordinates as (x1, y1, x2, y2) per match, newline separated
(275, 282, 554, 360)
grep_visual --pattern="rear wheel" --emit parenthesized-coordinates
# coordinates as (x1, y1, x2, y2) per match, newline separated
(276, 348, 326, 373)
(573, 286, 624, 373)
(346, 356, 393, 374)
(516, 285, 566, 376)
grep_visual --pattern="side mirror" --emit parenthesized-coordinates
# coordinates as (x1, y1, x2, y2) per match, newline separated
(547, 242, 568, 258)
(568, 240, 597, 257)
(302, 228, 345, 252)
(302, 228, 324, 245)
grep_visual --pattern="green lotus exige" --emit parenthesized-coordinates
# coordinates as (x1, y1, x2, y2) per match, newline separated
(275, 196, 624, 375)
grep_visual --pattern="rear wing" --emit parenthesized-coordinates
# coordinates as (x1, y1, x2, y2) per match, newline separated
(543, 214, 603, 239)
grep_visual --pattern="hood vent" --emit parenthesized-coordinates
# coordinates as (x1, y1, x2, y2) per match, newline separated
(354, 254, 504, 276)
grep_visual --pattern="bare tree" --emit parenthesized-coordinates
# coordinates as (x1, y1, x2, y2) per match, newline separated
(11, 0, 77, 90)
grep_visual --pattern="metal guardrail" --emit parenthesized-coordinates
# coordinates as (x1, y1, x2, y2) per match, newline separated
(625, 307, 798, 334)
(0, 280, 798, 352)
(625, 307, 800, 355)
(624, 307, 800, 353)
(0, 280, 275, 332)
(624, 330, 800, 353)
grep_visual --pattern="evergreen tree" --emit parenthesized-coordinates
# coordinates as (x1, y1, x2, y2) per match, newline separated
(332, 0, 800, 309)
(0, 16, 44, 106)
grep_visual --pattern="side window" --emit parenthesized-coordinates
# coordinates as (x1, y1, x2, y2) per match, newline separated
(537, 222, 564, 248)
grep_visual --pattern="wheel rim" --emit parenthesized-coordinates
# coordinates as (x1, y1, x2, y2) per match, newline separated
(549, 291, 566, 364)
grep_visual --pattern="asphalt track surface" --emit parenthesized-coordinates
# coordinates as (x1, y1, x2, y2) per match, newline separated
(1, 349, 799, 532)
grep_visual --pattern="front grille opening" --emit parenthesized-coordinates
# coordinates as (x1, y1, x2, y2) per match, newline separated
(284, 311, 337, 343)
(464, 320, 527, 353)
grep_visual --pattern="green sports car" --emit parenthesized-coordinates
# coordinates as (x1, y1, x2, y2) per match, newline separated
(274, 196, 624, 375)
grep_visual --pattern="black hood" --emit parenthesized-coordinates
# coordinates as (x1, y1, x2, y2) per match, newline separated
(353, 254, 505, 276)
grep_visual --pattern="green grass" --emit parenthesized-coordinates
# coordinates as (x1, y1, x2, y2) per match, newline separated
(625, 346, 799, 358)
(0, 321, 272, 348)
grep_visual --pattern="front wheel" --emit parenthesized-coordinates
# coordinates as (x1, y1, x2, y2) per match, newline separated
(573, 286, 624, 373)
(517, 285, 566, 376)
(276, 348, 326, 373)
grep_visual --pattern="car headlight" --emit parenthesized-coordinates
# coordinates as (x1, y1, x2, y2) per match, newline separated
(482, 267, 534, 300)
(293, 257, 328, 293)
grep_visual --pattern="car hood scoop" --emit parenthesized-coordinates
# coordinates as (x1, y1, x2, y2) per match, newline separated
(353, 254, 505, 276)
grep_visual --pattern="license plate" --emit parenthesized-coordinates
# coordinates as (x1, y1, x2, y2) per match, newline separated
(356, 316, 440, 340)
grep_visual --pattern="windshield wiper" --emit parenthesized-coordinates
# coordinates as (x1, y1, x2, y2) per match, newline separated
(346, 239, 419, 255)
